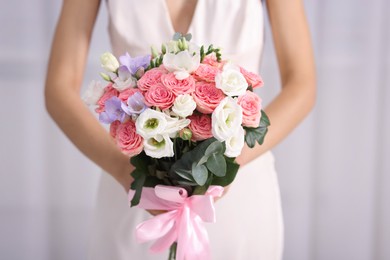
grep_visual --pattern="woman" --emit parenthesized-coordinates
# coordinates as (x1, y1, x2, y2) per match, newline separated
(45, 0, 316, 259)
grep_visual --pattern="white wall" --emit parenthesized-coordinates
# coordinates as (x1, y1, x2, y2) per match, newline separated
(0, 0, 389, 259)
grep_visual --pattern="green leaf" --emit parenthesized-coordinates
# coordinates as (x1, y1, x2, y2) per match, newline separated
(130, 169, 146, 207)
(174, 168, 195, 182)
(169, 138, 215, 181)
(211, 159, 240, 187)
(192, 162, 208, 186)
(144, 176, 164, 187)
(259, 110, 271, 128)
(206, 153, 226, 177)
(244, 110, 271, 148)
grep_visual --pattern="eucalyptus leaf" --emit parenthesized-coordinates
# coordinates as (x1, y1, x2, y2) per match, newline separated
(169, 138, 215, 182)
(211, 159, 240, 187)
(205, 141, 224, 156)
(192, 162, 208, 186)
(206, 153, 226, 177)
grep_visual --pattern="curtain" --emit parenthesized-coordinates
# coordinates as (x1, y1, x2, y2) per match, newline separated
(0, 0, 388, 259)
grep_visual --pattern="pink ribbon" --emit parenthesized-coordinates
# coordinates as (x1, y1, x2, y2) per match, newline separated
(128, 185, 224, 260)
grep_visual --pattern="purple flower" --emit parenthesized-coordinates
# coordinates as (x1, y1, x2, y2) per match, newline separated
(121, 92, 147, 115)
(99, 97, 127, 124)
(119, 52, 151, 76)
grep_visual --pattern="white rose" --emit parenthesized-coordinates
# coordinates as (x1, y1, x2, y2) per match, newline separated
(113, 76, 136, 91)
(100, 52, 119, 72)
(82, 80, 105, 105)
(136, 109, 168, 138)
(171, 94, 197, 118)
(212, 97, 243, 141)
(224, 126, 245, 158)
(163, 50, 200, 80)
(215, 64, 248, 97)
(143, 134, 174, 158)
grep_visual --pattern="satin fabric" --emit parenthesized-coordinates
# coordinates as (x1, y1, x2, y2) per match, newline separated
(89, 1, 284, 259)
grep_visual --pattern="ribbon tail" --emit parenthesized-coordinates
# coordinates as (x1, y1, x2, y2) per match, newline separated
(150, 225, 177, 253)
(135, 210, 177, 243)
(180, 215, 211, 260)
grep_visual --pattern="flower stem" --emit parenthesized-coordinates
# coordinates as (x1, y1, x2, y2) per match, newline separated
(168, 242, 177, 260)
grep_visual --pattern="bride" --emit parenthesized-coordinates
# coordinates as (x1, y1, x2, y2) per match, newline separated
(45, 0, 315, 259)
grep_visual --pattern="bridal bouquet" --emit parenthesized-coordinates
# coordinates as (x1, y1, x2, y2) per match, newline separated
(83, 33, 269, 260)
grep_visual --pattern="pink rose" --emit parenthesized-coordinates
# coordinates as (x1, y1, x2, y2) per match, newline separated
(144, 84, 175, 110)
(161, 73, 195, 95)
(237, 90, 262, 127)
(192, 82, 225, 114)
(95, 84, 119, 113)
(240, 67, 264, 89)
(202, 54, 225, 69)
(109, 120, 121, 138)
(115, 120, 144, 157)
(188, 114, 213, 141)
(137, 68, 167, 92)
(118, 88, 142, 103)
(193, 64, 220, 82)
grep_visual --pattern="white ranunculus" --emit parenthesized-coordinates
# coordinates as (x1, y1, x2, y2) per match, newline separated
(100, 52, 119, 72)
(82, 80, 105, 105)
(224, 126, 245, 158)
(143, 134, 174, 158)
(212, 97, 243, 141)
(171, 94, 197, 118)
(113, 76, 136, 91)
(215, 64, 248, 97)
(136, 109, 168, 138)
(163, 50, 200, 80)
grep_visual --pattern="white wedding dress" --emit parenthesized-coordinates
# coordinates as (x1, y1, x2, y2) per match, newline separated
(89, 0, 284, 259)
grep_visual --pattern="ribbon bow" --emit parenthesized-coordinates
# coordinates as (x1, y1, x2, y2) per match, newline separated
(128, 185, 224, 260)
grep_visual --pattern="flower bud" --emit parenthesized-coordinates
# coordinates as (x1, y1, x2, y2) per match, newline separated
(161, 44, 167, 54)
(99, 72, 112, 82)
(151, 45, 159, 59)
(100, 52, 119, 72)
(135, 67, 145, 79)
(179, 128, 192, 141)
(182, 38, 189, 50)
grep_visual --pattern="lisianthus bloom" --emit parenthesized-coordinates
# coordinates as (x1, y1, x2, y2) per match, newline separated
(136, 109, 190, 138)
(99, 96, 127, 124)
(211, 97, 243, 141)
(121, 92, 147, 115)
(143, 134, 174, 158)
(224, 126, 245, 158)
(163, 50, 200, 80)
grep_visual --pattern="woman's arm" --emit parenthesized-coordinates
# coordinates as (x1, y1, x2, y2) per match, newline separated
(45, 0, 133, 191)
(236, 0, 316, 165)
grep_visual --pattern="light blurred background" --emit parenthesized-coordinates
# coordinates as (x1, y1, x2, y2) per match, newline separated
(1, 0, 389, 259)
